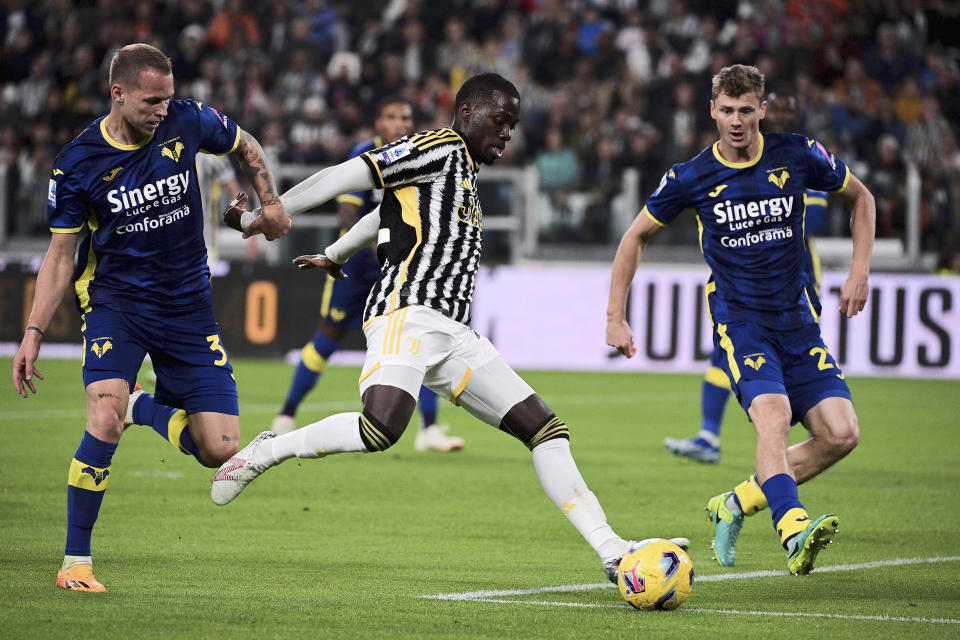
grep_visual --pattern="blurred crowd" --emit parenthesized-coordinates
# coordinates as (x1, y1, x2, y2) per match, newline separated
(1, 0, 959, 262)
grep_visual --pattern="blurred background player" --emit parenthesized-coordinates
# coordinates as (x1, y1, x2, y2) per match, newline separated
(608, 65, 874, 574)
(196, 152, 260, 266)
(269, 96, 464, 452)
(664, 91, 830, 464)
(11, 43, 290, 592)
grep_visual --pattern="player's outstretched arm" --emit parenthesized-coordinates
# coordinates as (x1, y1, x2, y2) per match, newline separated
(232, 129, 291, 241)
(837, 173, 876, 318)
(606, 209, 662, 358)
(13, 233, 80, 397)
(227, 156, 376, 236)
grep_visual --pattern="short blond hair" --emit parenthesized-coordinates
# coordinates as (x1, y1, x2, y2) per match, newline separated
(711, 64, 765, 101)
(109, 43, 172, 87)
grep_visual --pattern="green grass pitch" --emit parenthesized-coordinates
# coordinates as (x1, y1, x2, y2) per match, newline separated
(1, 357, 958, 639)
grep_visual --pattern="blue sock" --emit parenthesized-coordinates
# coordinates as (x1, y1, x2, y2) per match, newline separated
(418, 386, 438, 429)
(761, 474, 809, 547)
(66, 432, 118, 556)
(700, 379, 730, 439)
(281, 332, 340, 417)
(132, 393, 206, 465)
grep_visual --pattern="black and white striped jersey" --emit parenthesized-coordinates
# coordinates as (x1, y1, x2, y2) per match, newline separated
(359, 128, 484, 326)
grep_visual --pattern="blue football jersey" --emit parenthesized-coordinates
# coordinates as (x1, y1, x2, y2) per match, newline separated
(48, 99, 240, 312)
(645, 132, 849, 329)
(334, 136, 384, 271)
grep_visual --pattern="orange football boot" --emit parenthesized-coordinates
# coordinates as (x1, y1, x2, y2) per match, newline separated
(56, 564, 106, 592)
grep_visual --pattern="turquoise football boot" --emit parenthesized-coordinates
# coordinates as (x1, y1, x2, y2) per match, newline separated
(787, 514, 839, 575)
(706, 492, 743, 566)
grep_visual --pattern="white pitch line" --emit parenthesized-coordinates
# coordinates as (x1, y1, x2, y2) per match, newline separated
(422, 556, 960, 601)
(687, 608, 960, 625)
(465, 600, 960, 624)
(0, 392, 695, 421)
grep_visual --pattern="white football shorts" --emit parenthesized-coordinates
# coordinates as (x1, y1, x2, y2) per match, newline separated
(359, 305, 535, 427)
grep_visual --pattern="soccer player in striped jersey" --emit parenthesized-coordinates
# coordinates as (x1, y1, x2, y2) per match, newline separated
(214, 73, 687, 582)
(270, 96, 464, 452)
(664, 91, 830, 464)
(11, 43, 290, 591)
(607, 65, 876, 574)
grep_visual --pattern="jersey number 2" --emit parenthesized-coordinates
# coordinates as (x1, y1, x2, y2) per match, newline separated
(808, 346, 834, 371)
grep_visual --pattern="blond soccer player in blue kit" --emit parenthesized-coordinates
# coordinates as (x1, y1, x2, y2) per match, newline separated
(12, 43, 290, 591)
(607, 65, 876, 574)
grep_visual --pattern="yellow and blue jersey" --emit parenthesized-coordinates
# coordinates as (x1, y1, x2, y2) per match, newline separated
(334, 136, 383, 275)
(48, 99, 240, 313)
(645, 133, 849, 330)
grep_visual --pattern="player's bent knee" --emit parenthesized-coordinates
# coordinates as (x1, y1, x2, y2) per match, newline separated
(358, 409, 405, 452)
(829, 417, 860, 455)
(501, 411, 570, 451)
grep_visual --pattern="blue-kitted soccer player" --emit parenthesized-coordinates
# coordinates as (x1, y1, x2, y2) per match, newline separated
(11, 43, 290, 592)
(270, 96, 464, 452)
(664, 91, 830, 464)
(607, 65, 876, 575)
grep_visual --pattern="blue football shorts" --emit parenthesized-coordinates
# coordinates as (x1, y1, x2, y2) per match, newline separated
(81, 304, 238, 415)
(321, 249, 381, 330)
(713, 320, 851, 424)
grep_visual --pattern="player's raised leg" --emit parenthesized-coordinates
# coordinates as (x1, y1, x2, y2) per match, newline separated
(440, 341, 686, 583)
(212, 383, 417, 505)
(127, 391, 236, 467)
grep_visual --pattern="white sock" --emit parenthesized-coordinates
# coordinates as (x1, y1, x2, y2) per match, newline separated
(697, 430, 720, 448)
(725, 493, 743, 515)
(531, 438, 627, 563)
(62, 555, 92, 571)
(258, 412, 366, 465)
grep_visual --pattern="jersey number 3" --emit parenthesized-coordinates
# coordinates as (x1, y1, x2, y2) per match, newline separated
(207, 334, 228, 366)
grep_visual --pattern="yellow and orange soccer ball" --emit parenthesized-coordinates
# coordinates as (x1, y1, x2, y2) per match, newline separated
(617, 538, 694, 610)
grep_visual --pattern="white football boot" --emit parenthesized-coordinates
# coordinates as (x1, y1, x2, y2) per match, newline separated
(211, 431, 277, 505)
(414, 424, 465, 452)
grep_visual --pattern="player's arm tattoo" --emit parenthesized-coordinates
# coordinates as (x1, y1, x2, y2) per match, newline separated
(98, 393, 115, 399)
(235, 129, 280, 207)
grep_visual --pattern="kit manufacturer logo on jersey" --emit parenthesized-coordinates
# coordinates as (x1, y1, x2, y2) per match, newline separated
(53, 168, 64, 176)
(809, 138, 837, 170)
(208, 106, 230, 129)
(768, 168, 790, 189)
(744, 354, 766, 370)
(709, 184, 728, 198)
(159, 138, 185, 162)
(102, 167, 124, 182)
(460, 178, 472, 190)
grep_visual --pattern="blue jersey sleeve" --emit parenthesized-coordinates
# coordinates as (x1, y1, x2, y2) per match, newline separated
(47, 163, 88, 233)
(804, 138, 849, 193)
(336, 140, 374, 207)
(190, 100, 241, 156)
(644, 166, 689, 225)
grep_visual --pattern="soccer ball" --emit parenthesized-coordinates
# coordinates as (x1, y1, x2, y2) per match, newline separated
(617, 538, 694, 610)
